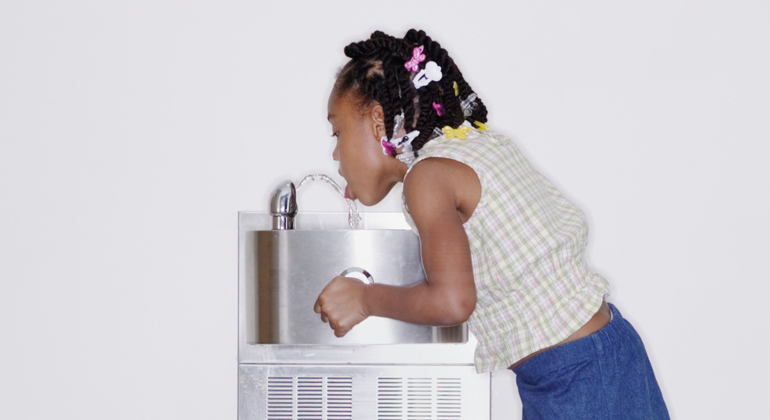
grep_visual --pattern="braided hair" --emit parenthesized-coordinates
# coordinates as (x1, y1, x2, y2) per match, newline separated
(333, 29, 488, 155)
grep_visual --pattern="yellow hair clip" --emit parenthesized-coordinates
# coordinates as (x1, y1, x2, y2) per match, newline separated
(442, 125, 471, 140)
(453, 81, 459, 96)
(473, 121, 489, 131)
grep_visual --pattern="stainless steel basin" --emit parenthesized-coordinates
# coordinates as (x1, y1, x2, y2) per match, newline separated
(254, 229, 465, 345)
(238, 212, 478, 366)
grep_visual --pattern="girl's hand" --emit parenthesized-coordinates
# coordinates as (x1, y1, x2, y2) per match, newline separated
(313, 276, 369, 337)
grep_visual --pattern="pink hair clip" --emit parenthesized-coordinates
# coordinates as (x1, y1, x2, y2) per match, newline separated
(404, 45, 426, 72)
(380, 136, 397, 156)
(432, 102, 444, 116)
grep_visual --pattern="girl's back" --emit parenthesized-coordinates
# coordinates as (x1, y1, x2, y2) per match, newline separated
(403, 121, 610, 372)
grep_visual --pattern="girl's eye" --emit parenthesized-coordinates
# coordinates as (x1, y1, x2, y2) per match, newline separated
(331, 132, 339, 139)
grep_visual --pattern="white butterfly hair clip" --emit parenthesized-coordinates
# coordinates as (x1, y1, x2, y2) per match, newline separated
(413, 61, 442, 89)
(380, 112, 420, 165)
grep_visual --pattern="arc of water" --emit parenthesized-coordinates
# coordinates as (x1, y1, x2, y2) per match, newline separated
(296, 174, 362, 229)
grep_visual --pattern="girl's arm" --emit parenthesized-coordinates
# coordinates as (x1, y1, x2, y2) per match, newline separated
(314, 158, 479, 337)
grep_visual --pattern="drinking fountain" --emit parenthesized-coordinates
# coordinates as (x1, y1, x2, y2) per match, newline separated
(238, 177, 491, 419)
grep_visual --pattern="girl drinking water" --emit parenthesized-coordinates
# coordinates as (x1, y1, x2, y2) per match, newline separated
(314, 29, 668, 419)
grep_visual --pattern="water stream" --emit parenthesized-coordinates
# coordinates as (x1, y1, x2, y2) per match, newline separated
(296, 174, 362, 230)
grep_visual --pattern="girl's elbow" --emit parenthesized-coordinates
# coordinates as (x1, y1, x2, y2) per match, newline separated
(458, 298, 477, 323)
(443, 295, 476, 325)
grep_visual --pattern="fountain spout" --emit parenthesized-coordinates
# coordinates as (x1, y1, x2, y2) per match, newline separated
(269, 180, 297, 230)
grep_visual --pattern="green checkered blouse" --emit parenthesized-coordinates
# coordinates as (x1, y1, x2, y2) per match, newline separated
(402, 122, 610, 373)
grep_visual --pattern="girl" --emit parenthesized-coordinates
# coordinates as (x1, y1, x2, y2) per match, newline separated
(314, 29, 669, 419)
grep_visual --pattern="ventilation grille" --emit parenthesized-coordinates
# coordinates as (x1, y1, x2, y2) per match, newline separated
(436, 378, 462, 419)
(377, 377, 462, 420)
(267, 377, 293, 419)
(266, 376, 353, 420)
(407, 378, 432, 418)
(377, 377, 403, 418)
(298, 377, 322, 419)
(327, 377, 353, 419)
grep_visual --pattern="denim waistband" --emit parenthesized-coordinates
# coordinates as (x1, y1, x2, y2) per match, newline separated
(513, 303, 625, 379)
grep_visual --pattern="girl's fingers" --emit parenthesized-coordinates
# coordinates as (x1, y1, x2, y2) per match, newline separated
(321, 312, 329, 324)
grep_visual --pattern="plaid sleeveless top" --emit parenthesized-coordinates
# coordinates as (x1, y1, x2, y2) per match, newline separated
(402, 122, 611, 373)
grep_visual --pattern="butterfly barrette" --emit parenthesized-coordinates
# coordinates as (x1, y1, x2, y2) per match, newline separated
(442, 126, 472, 140)
(404, 46, 426, 73)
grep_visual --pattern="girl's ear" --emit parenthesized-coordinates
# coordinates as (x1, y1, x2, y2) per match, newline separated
(369, 103, 386, 140)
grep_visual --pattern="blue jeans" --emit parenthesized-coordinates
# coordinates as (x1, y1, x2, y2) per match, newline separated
(512, 303, 669, 419)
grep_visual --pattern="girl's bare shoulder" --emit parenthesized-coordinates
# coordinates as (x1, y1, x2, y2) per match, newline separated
(404, 157, 481, 224)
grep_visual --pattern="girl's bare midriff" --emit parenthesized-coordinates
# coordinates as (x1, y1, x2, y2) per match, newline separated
(508, 300, 611, 370)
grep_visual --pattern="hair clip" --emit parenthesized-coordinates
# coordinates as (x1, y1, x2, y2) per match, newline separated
(392, 112, 405, 136)
(413, 61, 442, 89)
(473, 121, 489, 130)
(380, 112, 419, 159)
(430, 127, 444, 140)
(379, 112, 405, 157)
(396, 130, 420, 148)
(381, 130, 420, 158)
(404, 46, 426, 73)
(460, 93, 478, 117)
(453, 81, 459, 96)
(442, 125, 471, 140)
(381, 136, 397, 156)
(396, 129, 419, 166)
(432, 102, 444, 116)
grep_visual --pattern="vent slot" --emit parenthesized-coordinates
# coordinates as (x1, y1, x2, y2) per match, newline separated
(436, 378, 462, 418)
(267, 376, 353, 420)
(377, 377, 463, 420)
(297, 377, 323, 419)
(407, 378, 432, 419)
(267, 377, 294, 419)
(327, 377, 353, 419)
(377, 377, 404, 419)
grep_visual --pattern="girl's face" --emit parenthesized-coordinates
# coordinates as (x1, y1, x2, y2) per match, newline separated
(327, 91, 406, 206)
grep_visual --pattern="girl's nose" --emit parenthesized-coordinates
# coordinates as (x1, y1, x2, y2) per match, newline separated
(332, 143, 340, 161)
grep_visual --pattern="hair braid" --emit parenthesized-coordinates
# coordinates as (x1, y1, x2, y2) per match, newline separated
(334, 29, 488, 154)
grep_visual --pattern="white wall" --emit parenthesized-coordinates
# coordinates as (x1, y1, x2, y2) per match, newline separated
(1, 1, 768, 418)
